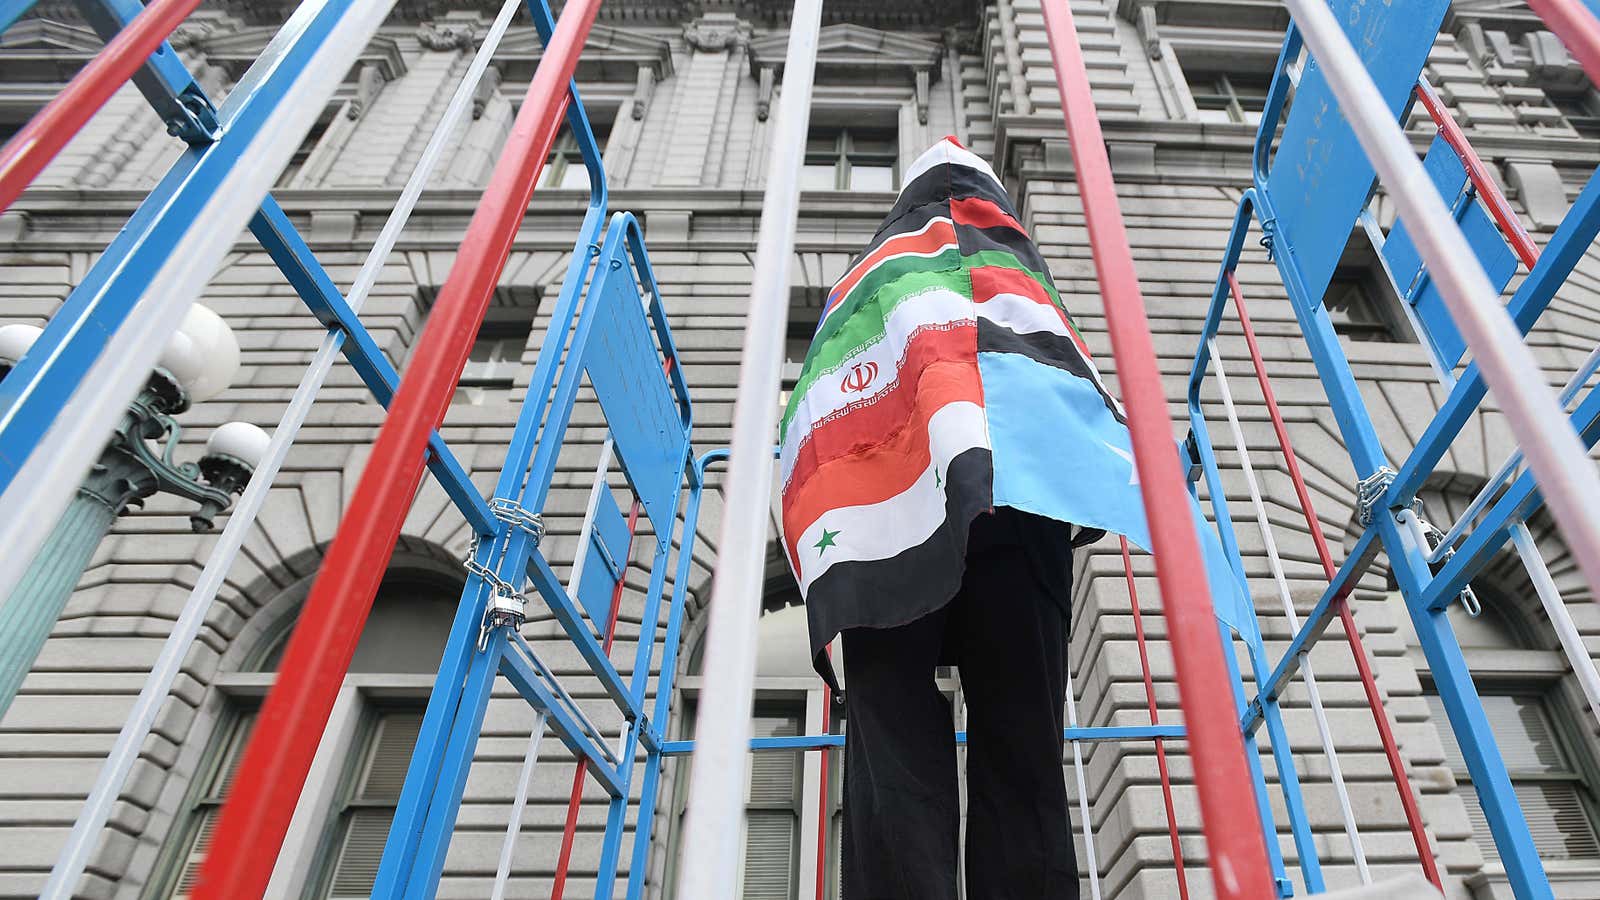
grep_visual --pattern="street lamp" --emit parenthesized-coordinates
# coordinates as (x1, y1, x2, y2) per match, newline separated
(0, 306, 269, 718)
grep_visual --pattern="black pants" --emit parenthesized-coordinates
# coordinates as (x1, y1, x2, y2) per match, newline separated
(839, 527, 1079, 900)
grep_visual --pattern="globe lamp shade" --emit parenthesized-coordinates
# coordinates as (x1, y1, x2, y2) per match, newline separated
(204, 421, 271, 470)
(165, 304, 240, 403)
(0, 323, 42, 368)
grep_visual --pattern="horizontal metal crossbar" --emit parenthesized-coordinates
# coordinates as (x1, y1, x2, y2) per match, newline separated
(249, 198, 496, 535)
(658, 724, 1189, 756)
(500, 634, 625, 798)
(1241, 528, 1382, 736)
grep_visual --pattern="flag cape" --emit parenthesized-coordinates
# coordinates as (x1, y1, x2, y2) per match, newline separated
(778, 138, 1250, 677)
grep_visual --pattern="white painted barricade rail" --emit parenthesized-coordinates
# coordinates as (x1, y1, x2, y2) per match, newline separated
(675, 0, 823, 894)
(41, 0, 524, 892)
(1209, 338, 1371, 883)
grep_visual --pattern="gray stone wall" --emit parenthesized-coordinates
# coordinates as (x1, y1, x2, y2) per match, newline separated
(2, 1, 1599, 898)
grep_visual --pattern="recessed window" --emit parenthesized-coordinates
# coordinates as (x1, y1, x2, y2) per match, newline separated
(1324, 267, 1405, 342)
(1549, 89, 1600, 139)
(1426, 690, 1600, 863)
(314, 709, 426, 899)
(1324, 230, 1414, 344)
(158, 708, 257, 899)
(149, 573, 457, 899)
(1186, 69, 1272, 125)
(801, 126, 898, 191)
(742, 708, 804, 897)
(277, 106, 337, 187)
(454, 316, 533, 406)
(543, 121, 611, 190)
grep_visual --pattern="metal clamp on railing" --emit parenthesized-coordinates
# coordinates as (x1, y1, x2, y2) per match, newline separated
(468, 500, 547, 651)
(1355, 466, 1396, 528)
(1394, 493, 1484, 618)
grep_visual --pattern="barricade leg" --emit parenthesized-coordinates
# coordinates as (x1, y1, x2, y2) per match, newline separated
(1255, 173, 1554, 898)
(1246, 640, 1323, 893)
(404, 629, 512, 900)
(1219, 624, 1292, 897)
(625, 454, 719, 900)
(375, 564, 497, 895)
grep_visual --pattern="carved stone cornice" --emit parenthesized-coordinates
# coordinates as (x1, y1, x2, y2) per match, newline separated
(416, 20, 477, 51)
(491, 24, 674, 84)
(682, 12, 751, 53)
(749, 24, 944, 121)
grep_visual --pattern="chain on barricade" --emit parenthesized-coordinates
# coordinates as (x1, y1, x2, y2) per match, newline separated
(466, 499, 547, 651)
(1355, 466, 1395, 528)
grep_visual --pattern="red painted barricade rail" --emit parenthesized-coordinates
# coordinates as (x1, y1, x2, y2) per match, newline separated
(1227, 272, 1444, 891)
(1119, 537, 1190, 900)
(549, 499, 641, 900)
(1413, 77, 1539, 272)
(1037, 2, 1275, 896)
(191, 0, 606, 895)
(0, 0, 204, 213)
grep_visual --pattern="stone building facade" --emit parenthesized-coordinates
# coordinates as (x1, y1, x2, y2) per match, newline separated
(2, 1, 1599, 898)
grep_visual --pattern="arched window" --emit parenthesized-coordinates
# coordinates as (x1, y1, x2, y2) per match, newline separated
(663, 559, 845, 900)
(1403, 583, 1600, 868)
(145, 567, 461, 899)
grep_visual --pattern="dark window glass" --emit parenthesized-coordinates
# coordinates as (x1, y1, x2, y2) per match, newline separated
(1549, 90, 1600, 140)
(1324, 267, 1402, 342)
(1187, 70, 1272, 125)
(802, 126, 899, 191)
(1426, 691, 1600, 862)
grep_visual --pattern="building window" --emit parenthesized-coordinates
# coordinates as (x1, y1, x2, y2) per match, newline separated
(1425, 689, 1600, 862)
(315, 708, 426, 899)
(454, 313, 534, 406)
(1396, 567, 1600, 870)
(1324, 267, 1405, 342)
(277, 106, 337, 187)
(801, 127, 898, 192)
(1323, 229, 1414, 343)
(544, 123, 611, 190)
(1186, 69, 1272, 125)
(1549, 89, 1600, 139)
(154, 708, 257, 899)
(742, 708, 805, 898)
(148, 572, 457, 898)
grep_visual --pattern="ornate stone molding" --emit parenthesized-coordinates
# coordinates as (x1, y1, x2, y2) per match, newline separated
(682, 13, 751, 53)
(417, 20, 477, 51)
(347, 63, 387, 120)
(750, 23, 943, 122)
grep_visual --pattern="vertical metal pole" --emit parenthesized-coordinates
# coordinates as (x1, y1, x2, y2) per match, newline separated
(1208, 338, 1370, 883)
(625, 452, 719, 900)
(490, 711, 548, 900)
(1063, 662, 1100, 900)
(676, 1, 821, 893)
(1228, 273, 1443, 889)
(1037, 3, 1276, 895)
(1119, 538, 1189, 900)
(550, 498, 640, 900)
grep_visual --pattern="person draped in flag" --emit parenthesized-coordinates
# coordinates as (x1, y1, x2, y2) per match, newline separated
(778, 136, 1150, 899)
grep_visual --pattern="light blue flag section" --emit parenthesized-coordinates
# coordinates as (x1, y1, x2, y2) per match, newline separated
(980, 351, 1255, 635)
